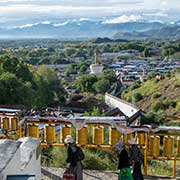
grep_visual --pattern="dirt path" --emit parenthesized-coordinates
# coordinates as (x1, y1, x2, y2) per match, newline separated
(41, 167, 180, 180)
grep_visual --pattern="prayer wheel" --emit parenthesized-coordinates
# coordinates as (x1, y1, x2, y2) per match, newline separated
(177, 137, 180, 156)
(11, 117, 18, 131)
(149, 136, 160, 157)
(3, 117, 9, 130)
(137, 132, 145, 145)
(126, 133, 134, 144)
(93, 126, 104, 145)
(109, 127, 120, 145)
(45, 125, 56, 143)
(60, 125, 72, 143)
(27, 124, 39, 138)
(163, 136, 174, 157)
(76, 127, 88, 145)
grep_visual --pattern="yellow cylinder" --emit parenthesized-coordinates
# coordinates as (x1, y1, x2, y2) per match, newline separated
(153, 136, 160, 157)
(60, 125, 72, 143)
(3, 117, 9, 130)
(149, 136, 160, 157)
(76, 127, 88, 145)
(126, 133, 134, 144)
(163, 136, 174, 157)
(109, 127, 120, 145)
(11, 117, 18, 131)
(137, 132, 145, 145)
(45, 125, 56, 143)
(27, 124, 39, 138)
(177, 137, 180, 156)
(93, 126, 104, 145)
(149, 136, 154, 156)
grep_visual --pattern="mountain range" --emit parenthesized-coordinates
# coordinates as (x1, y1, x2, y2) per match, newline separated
(0, 19, 180, 40)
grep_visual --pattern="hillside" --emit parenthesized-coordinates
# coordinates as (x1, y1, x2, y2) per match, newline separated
(122, 71, 180, 116)
(113, 26, 180, 40)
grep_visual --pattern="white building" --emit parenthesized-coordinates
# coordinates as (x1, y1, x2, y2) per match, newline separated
(90, 49, 104, 75)
(0, 137, 41, 180)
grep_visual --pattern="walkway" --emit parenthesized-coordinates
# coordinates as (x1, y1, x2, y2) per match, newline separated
(41, 167, 180, 180)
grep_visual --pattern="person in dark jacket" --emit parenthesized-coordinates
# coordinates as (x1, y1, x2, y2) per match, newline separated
(64, 135, 83, 180)
(115, 141, 133, 180)
(128, 138, 144, 180)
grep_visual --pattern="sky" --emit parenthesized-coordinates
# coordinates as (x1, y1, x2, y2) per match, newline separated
(0, 0, 179, 27)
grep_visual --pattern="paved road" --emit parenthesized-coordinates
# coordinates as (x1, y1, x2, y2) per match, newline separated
(42, 167, 180, 180)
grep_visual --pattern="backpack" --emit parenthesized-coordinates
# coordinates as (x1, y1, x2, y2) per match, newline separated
(76, 146, 85, 161)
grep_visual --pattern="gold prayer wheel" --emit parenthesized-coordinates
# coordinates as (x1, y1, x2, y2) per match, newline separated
(45, 125, 56, 143)
(60, 125, 72, 143)
(11, 117, 18, 131)
(126, 133, 134, 144)
(3, 117, 9, 130)
(149, 136, 160, 157)
(163, 136, 174, 157)
(137, 132, 145, 145)
(109, 127, 120, 145)
(76, 127, 88, 145)
(27, 124, 39, 138)
(93, 126, 104, 145)
(177, 137, 180, 156)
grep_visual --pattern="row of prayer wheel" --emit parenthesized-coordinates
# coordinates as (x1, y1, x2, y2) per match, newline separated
(27, 124, 124, 145)
(148, 136, 180, 157)
(0, 117, 18, 131)
(26, 124, 180, 156)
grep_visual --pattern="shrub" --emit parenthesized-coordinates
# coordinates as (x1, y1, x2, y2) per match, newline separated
(174, 82, 180, 88)
(132, 92, 143, 103)
(152, 100, 177, 112)
(141, 111, 162, 125)
(130, 81, 141, 90)
(152, 92, 161, 99)
(41, 147, 117, 170)
(176, 102, 180, 111)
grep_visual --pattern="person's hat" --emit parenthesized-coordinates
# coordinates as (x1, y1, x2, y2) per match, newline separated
(114, 141, 125, 154)
(128, 138, 137, 145)
(64, 135, 74, 144)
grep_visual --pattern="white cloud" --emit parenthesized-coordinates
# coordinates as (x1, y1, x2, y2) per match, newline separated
(0, 0, 179, 27)
(102, 15, 143, 24)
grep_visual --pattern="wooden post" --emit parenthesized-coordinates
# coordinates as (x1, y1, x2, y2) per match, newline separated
(173, 158, 176, 178)
(144, 132, 148, 175)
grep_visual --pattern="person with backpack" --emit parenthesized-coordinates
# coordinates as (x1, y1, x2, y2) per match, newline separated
(64, 135, 84, 180)
(115, 141, 133, 180)
(128, 138, 144, 180)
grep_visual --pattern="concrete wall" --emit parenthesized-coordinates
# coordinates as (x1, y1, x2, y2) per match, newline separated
(0, 138, 41, 180)
(105, 93, 139, 117)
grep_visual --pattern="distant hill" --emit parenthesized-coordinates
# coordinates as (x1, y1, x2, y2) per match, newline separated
(113, 26, 180, 40)
(0, 20, 168, 39)
(91, 37, 128, 43)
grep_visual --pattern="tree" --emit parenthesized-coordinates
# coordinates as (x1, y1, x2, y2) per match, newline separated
(0, 72, 33, 106)
(101, 69, 116, 84)
(33, 65, 66, 108)
(94, 79, 110, 94)
(143, 48, 151, 57)
(76, 74, 97, 92)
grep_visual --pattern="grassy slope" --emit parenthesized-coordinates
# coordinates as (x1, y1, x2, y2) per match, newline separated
(122, 73, 180, 116)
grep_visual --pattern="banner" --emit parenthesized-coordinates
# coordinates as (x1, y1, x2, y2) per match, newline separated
(71, 119, 87, 130)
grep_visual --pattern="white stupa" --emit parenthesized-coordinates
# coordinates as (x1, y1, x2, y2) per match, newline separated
(90, 49, 104, 75)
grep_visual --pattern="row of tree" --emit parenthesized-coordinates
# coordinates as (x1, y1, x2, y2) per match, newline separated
(76, 69, 117, 94)
(0, 56, 65, 109)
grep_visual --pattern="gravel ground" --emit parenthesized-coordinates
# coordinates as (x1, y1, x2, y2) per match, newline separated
(41, 167, 180, 180)
(41, 167, 119, 180)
